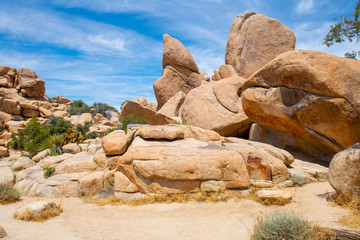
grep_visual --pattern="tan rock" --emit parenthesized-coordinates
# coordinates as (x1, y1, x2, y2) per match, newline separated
(39, 107, 52, 118)
(38, 101, 52, 110)
(178, 125, 221, 142)
(52, 110, 70, 119)
(62, 143, 81, 154)
(200, 72, 211, 84)
(32, 149, 50, 162)
(0, 146, 9, 157)
(0, 225, 7, 238)
(200, 181, 226, 192)
(41, 154, 72, 168)
(242, 50, 360, 159)
(218, 64, 238, 79)
(55, 152, 99, 174)
(22, 108, 39, 117)
(329, 143, 360, 200)
(114, 171, 138, 193)
(256, 189, 292, 203)
(102, 130, 127, 156)
(158, 91, 186, 117)
(138, 125, 184, 140)
(180, 76, 252, 137)
(0, 163, 14, 183)
(14, 201, 62, 220)
(1, 98, 21, 115)
(153, 34, 201, 108)
(0, 111, 13, 129)
(119, 100, 176, 126)
(225, 12, 295, 78)
(17, 68, 45, 98)
(137, 96, 148, 106)
(79, 171, 104, 196)
(12, 157, 35, 171)
(93, 150, 108, 168)
(211, 69, 221, 81)
(113, 137, 250, 189)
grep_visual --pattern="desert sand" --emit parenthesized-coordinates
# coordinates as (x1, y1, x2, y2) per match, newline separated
(0, 181, 350, 240)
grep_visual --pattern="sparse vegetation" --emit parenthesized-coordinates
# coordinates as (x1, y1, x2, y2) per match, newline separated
(61, 128, 84, 145)
(91, 102, 118, 116)
(104, 127, 122, 136)
(121, 114, 149, 132)
(47, 116, 72, 135)
(84, 131, 99, 140)
(67, 100, 91, 115)
(14, 204, 63, 222)
(251, 211, 315, 240)
(43, 167, 56, 179)
(0, 183, 21, 204)
(75, 122, 90, 136)
(328, 193, 360, 229)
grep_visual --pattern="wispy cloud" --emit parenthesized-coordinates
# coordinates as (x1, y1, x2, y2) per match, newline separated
(295, 0, 315, 14)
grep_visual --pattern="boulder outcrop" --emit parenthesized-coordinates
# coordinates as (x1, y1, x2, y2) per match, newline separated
(225, 11, 295, 78)
(242, 50, 360, 159)
(153, 34, 202, 108)
(329, 143, 360, 200)
(180, 76, 252, 137)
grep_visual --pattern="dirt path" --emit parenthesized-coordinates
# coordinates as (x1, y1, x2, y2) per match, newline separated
(0, 181, 351, 240)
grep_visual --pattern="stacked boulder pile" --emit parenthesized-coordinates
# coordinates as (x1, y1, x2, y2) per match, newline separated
(0, 11, 359, 201)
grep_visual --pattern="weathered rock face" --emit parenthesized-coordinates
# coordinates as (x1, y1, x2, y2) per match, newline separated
(14, 201, 62, 220)
(102, 130, 127, 156)
(180, 76, 252, 137)
(242, 50, 360, 159)
(153, 34, 202, 108)
(225, 12, 295, 78)
(119, 100, 176, 125)
(17, 68, 45, 98)
(158, 91, 186, 117)
(212, 65, 238, 81)
(329, 143, 360, 200)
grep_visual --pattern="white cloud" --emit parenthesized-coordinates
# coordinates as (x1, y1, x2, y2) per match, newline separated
(295, 0, 315, 14)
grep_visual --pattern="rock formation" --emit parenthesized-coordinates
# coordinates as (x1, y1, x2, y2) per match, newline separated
(225, 11, 295, 78)
(242, 50, 360, 159)
(329, 143, 360, 200)
(153, 34, 202, 108)
(180, 76, 252, 137)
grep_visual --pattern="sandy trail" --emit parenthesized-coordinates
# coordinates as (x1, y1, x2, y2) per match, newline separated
(0, 182, 350, 240)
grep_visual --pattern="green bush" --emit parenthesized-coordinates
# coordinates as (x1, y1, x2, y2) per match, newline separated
(67, 100, 91, 115)
(61, 128, 83, 145)
(84, 131, 98, 140)
(121, 114, 149, 132)
(0, 183, 21, 204)
(43, 167, 56, 179)
(252, 211, 314, 240)
(91, 102, 118, 116)
(10, 116, 50, 156)
(75, 122, 90, 136)
(47, 116, 72, 135)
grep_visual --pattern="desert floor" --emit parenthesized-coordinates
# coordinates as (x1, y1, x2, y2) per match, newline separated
(0, 181, 352, 240)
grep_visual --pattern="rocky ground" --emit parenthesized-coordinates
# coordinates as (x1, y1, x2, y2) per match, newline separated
(0, 181, 350, 240)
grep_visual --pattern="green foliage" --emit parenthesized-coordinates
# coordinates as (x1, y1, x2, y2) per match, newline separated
(252, 211, 314, 240)
(10, 116, 50, 156)
(324, 0, 360, 59)
(0, 183, 21, 204)
(344, 50, 360, 59)
(67, 100, 91, 115)
(120, 101, 126, 110)
(91, 102, 118, 116)
(75, 122, 90, 136)
(61, 128, 83, 145)
(43, 167, 56, 179)
(121, 114, 149, 132)
(47, 134, 64, 155)
(104, 127, 122, 136)
(47, 116, 72, 135)
(84, 131, 98, 140)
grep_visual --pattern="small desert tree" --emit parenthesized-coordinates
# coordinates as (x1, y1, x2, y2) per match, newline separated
(324, 0, 360, 59)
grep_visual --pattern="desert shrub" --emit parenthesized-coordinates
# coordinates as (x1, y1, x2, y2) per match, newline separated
(47, 134, 64, 155)
(10, 116, 50, 156)
(91, 102, 118, 116)
(84, 131, 98, 140)
(47, 116, 72, 135)
(75, 122, 90, 136)
(121, 114, 149, 132)
(252, 211, 314, 240)
(43, 167, 56, 179)
(61, 128, 83, 145)
(104, 127, 122, 136)
(67, 100, 91, 115)
(291, 175, 307, 187)
(0, 183, 21, 204)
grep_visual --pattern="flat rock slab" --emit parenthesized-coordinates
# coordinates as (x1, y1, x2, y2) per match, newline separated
(256, 189, 292, 203)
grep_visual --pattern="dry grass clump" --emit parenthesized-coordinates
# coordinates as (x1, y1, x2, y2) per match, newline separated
(251, 211, 335, 240)
(330, 193, 360, 229)
(14, 204, 63, 222)
(86, 190, 237, 206)
(0, 183, 21, 205)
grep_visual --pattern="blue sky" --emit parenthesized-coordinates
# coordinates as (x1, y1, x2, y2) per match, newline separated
(0, 0, 357, 109)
